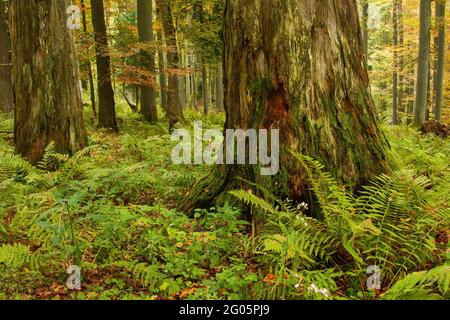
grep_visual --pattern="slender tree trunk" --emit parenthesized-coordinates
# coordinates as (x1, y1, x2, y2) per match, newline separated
(362, 0, 369, 64)
(202, 63, 209, 114)
(156, 29, 168, 112)
(183, 0, 389, 214)
(156, 0, 184, 130)
(191, 54, 197, 108)
(81, 0, 97, 117)
(433, 0, 446, 121)
(397, 0, 404, 115)
(215, 62, 224, 111)
(392, 0, 399, 124)
(137, 0, 158, 122)
(407, 67, 415, 124)
(10, 0, 87, 164)
(0, 0, 13, 113)
(414, 0, 431, 126)
(91, 0, 117, 129)
(179, 48, 186, 109)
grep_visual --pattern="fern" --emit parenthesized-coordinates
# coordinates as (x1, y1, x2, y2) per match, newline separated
(382, 265, 450, 300)
(0, 243, 45, 271)
(228, 189, 276, 214)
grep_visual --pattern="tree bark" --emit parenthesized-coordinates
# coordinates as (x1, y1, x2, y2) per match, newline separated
(10, 0, 87, 164)
(81, 0, 97, 117)
(433, 0, 446, 121)
(183, 0, 389, 214)
(202, 63, 209, 114)
(156, 29, 168, 112)
(0, 0, 13, 113)
(215, 62, 224, 111)
(137, 0, 158, 122)
(91, 0, 117, 129)
(397, 0, 404, 115)
(392, 0, 399, 124)
(156, 0, 184, 130)
(362, 0, 369, 64)
(414, 0, 431, 126)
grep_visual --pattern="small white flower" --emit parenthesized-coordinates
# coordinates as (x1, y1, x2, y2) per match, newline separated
(308, 284, 330, 298)
(294, 283, 300, 289)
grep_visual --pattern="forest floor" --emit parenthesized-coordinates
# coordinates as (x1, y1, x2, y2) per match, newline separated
(0, 100, 449, 300)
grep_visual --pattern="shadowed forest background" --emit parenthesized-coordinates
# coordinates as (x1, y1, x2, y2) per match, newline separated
(0, 0, 449, 300)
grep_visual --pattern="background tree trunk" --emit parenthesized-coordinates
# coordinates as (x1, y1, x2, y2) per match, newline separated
(156, 29, 168, 112)
(81, 0, 97, 117)
(91, 0, 117, 129)
(392, 0, 399, 124)
(183, 0, 389, 215)
(413, 0, 431, 126)
(137, 0, 158, 122)
(397, 0, 404, 116)
(0, 0, 13, 113)
(156, 0, 184, 130)
(215, 63, 224, 111)
(10, 0, 87, 164)
(433, 0, 446, 121)
(202, 63, 209, 114)
(362, 0, 369, 64)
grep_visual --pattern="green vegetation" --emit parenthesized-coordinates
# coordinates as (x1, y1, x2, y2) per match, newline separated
(0, 107, 448, 300)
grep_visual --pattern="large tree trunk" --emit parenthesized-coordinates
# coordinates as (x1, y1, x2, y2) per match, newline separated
(183, 0, 389, 214)
(433, 0, 446, 121)
(414, 0, 431, 126)
(0, 0, 13, 113)
(137, 0, 158, 122)
(156, 0, 184, 130)
(10, 0, 87, 164)
(91, 0, 117, 129)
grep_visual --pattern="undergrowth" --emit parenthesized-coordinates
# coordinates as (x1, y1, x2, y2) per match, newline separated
(0, 110, 448, 300)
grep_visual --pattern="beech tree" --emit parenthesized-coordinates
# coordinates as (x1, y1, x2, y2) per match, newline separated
(137, 0, 158, 122)
(433, 0, 446, 121)
(184, 0, 390, 214)
(413, 0, 431, 126)
(91, 0, 117, 129)
(156, 0, 184, 130)
(9, 0, 87, 164)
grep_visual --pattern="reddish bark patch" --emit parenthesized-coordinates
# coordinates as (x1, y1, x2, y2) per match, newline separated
(264, 84, 288, 127)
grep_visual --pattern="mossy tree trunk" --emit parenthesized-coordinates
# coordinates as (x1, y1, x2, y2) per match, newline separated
(0, 0, 13, 113)
(10, 0, 87, 164)
(183, 0, 389, 214)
